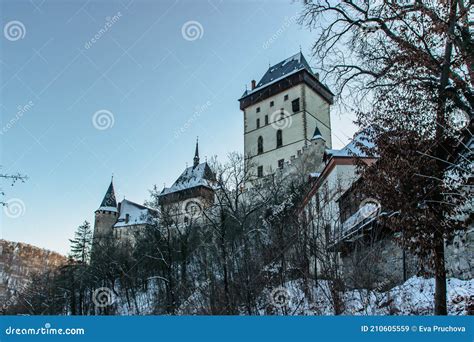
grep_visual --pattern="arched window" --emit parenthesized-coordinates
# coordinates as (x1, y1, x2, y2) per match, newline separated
(276, 130, 283, 148)
(257, 136, 263, 154)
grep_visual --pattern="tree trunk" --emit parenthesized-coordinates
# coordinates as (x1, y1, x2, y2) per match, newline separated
(434, 231, 448, 315)
(433, 0, 458, 315)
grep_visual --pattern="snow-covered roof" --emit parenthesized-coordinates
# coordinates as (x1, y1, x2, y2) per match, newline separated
(311, 125, 325, 141)
(326, 129, 375, 158)
(160, 162, 216, 196)
(241, 52, 314, 98)
(341, 202, 380, 233)
(114, 199, 157, 228)
(98, 206, 118, 213)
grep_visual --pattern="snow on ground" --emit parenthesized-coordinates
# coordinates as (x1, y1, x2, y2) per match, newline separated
(260, 276, 473, 315)
(112, 276, 473, 315)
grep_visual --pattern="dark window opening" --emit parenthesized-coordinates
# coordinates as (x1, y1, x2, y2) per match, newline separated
(270, 101, 274, 107)
(278, 159, 284, 169)
(256, 107, 260, 113)
(265, 115, 268, 125)
(284, 94, 289, 101)
(257, 136, 263, 154)
(257, 166, 263, 178)
(292, 98, 300, 112)
(256, 118, 260, 128)
(276, 129, 283, 148)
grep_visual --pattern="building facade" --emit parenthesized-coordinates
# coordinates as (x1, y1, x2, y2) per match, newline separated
(239, 52, 333, 178)
(93, 179, 157, 247)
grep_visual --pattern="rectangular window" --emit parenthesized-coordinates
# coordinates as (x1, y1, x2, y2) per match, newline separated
(276, 129, 283, 148)
(278, 159, 284, 169)
(270, 101, 274, 107)
(284, 94, 289, 101)
(257, 166, 263, 178)
(265, 115, 268, 125)
(256, 118, 260, 128)
(292, 98, 300, 112)
(256, 107, 260, 113)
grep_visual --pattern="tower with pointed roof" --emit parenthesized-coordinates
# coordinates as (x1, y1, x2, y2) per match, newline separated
(239, 52, 333, 179)
(93, 178, 119, 241)
(193, 137, 200, 168)
(159, 140, 216, 227)
(92, 177, 158, 247)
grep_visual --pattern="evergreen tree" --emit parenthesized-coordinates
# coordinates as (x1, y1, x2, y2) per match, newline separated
(69, 221, 93, 264)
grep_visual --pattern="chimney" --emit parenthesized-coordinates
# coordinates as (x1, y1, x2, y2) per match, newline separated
(251, 80, 256, 90)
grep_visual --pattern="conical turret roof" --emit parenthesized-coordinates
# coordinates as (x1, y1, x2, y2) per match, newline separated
(98, 179, 118, 212)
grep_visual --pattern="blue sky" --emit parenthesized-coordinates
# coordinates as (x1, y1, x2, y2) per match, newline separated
(1, 0, 357, 254)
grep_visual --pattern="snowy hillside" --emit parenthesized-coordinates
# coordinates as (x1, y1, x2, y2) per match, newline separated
(257, 277, 474, 316)
(0, 239, 68, 311)
(169, 276, 473, 316)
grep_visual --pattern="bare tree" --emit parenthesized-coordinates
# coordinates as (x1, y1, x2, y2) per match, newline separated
(301, 0, 472, 314)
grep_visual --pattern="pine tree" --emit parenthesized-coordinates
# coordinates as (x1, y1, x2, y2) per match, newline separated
(69, 221, 93, 264)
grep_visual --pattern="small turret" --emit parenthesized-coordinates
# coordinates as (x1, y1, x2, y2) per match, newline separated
(311, 125, 325, 142)
(93, 177, 119, 241)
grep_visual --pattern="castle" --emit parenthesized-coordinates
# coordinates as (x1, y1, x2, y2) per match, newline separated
(92, 51, 333, 244)
(91, 51, 473, 285)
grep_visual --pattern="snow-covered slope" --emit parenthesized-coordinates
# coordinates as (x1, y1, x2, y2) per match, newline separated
(0, 239, 68, 311)
(258, 276, 473, 315)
